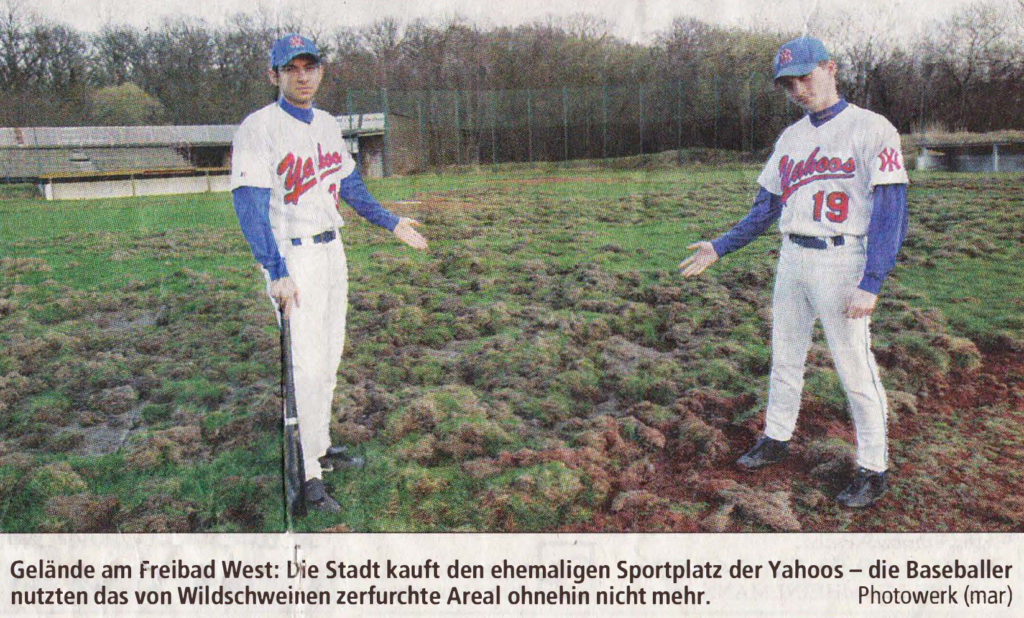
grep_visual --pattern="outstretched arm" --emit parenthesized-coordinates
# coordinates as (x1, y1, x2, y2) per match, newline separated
(337, 169, 428, 250)
(679, 187, 782, 278)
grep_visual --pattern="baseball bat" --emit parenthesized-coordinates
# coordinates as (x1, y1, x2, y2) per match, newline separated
(280, 317, 307, 522)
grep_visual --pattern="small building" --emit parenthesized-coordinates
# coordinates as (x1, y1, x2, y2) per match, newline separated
(1, 112, 421, 200)
(340, 112, 423, 178)
(0, 125, 235, 181)
(916, 132, 1024, 172)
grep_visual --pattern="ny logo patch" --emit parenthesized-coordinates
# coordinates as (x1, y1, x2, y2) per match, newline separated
(289, 35, 304, 48)
(878, 148, 901, 172)
(779, 49, 793, 64)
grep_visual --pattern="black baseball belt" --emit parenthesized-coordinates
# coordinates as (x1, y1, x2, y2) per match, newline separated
(290, 229, 337, 246)
(787, 233, 845, 249)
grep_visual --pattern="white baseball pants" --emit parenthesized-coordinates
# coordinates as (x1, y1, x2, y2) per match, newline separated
(266, 232, 348, 481)
(762, 235, 888, 472)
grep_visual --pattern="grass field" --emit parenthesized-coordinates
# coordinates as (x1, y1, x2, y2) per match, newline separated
(1, 161, 1022, 532)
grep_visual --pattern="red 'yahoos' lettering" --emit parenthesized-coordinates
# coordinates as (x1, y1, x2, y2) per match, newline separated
(778, 147, 856, 202)
(277, 152, 317, 204)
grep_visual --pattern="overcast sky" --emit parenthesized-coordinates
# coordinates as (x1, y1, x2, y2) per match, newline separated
(31, 0, 997, 41)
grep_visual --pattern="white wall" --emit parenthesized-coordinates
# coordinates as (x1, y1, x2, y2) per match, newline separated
(43, 172, 231, 200)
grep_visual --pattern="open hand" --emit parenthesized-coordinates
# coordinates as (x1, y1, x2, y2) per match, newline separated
(394, 217, 428, 250)
(678, 241, 719, 278)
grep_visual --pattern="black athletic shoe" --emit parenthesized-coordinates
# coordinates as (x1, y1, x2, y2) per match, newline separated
(304, 478, 341, 514)
(318, 445, 365, 472)
(836, 467, 887, 508)
(736, 435, 789, 469)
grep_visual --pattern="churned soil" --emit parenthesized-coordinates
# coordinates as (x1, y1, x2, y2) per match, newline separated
(567, 345, 1024, 533)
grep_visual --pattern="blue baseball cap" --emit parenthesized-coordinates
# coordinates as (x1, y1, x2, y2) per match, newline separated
(269, 33, 320, 69)
(773, 37, 830, 81)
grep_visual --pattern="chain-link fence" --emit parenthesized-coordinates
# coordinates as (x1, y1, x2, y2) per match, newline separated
(332, 74, 799, 173)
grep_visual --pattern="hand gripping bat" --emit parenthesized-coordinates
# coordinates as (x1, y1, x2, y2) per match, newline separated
(281, 318, 307, 522)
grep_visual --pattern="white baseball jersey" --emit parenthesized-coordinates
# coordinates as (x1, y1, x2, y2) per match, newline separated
(230, 103, 356, 240)
(758, 103, 909, 238)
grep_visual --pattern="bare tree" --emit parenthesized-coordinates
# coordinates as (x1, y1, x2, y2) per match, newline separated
(920, 0, 1013, 130)
(213, 12, 276, 121)
(360, 17, 405, 86)
(0, 0, 94, 124)
(0, 0, 36, 90)
(90, 24, 143, 86)
(34, 23, 87, 93)
(811, 5, 900, 108)
(558, 13, 612, 42)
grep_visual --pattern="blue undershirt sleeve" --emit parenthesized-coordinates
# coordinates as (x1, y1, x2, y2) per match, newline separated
(859, 183, 908, 295)
(232, 186, 288, 280)
(710, 187, 783, 257)
(337, 169, 400, 231)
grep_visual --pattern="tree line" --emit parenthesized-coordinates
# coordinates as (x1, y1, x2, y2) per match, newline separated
(2, 0, 1022, 145)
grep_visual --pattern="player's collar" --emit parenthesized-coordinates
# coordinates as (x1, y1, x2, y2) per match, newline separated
(808, 97, 848, 127)
(278, 97, 314, 124)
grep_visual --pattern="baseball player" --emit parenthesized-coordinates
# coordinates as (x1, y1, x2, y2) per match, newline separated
(231, 34, 428, 513)
(679, 37, 908, 508)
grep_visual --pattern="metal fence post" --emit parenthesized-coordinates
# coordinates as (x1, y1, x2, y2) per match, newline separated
(382, 88, 390, 177)
(745, 74, 753, 153)
(676, 80, 683, 163)
(602, 84, 608, 159)
(429, 89, 435, 167)
(638, 86, 645, 156)
(454, 90, 461, 166)
(417, 96, 427, 169)
(748, 72, 757, 152)
(562, 86, 569, 164)
(346, 91, 359, 171)
(918, 82, 926, 131)
(527, 88, 534, 164)
(491, 89, 498, 172)
(713, 75, 720, 149)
